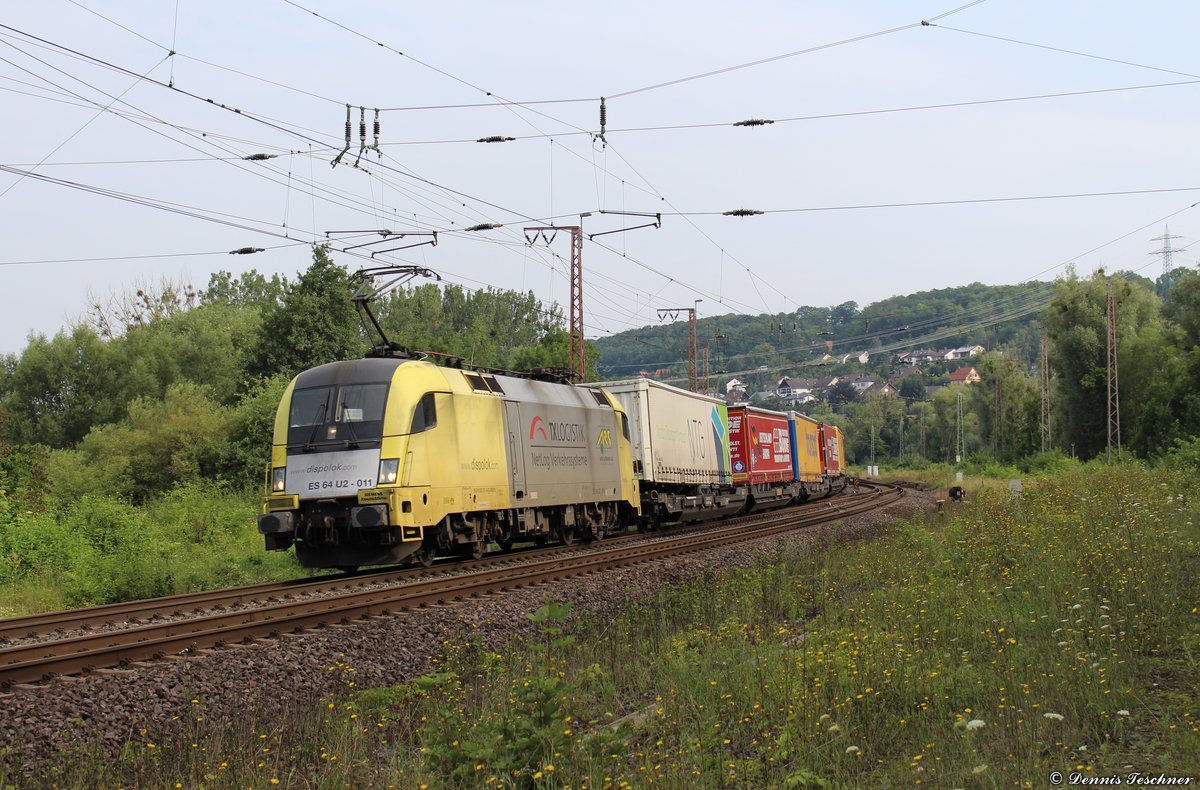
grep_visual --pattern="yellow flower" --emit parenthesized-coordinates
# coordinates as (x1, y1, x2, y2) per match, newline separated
(534, 772, 544, 780)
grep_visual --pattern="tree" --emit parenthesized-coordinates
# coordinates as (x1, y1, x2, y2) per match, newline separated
(969, 352, 1039, 461)
(48, 382, 230, 502)
(0, 326, 122, 447)
(253, 246, 365, 379)
(202, 269, 288, 307)
(83, 276, 198, 339)
(1043, 271, 1160, 460)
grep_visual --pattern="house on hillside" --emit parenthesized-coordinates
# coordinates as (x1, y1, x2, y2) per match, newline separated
(841, 374, 895, 397)
(945, 345, 985, 360)
(889, 365, 924, 382)
(725, 378, 749, 405)
(949, 366, 981, 385)
(899, 349, 950, 365)
(750, 374, 819, 407)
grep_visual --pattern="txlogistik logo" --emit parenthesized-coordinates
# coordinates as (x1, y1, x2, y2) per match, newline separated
(529, 416, 587, 444)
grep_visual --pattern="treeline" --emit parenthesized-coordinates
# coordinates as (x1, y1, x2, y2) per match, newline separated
(0, 246, 578, 608)
(831, 268, 1200, 467)
(593, 280, 1057, 382)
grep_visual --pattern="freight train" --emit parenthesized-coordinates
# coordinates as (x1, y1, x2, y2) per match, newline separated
(256, 358, 846, 570)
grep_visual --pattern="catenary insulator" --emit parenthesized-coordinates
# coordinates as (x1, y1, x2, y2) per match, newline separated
(373, 109, 381, 147)
(344, 104, 352, 145)
(359, 107, 367, 143)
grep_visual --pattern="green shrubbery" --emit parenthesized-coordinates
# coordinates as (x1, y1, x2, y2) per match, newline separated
(0, 482, 297, 610)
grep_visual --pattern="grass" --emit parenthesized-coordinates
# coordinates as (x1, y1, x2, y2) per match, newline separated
(4, 463, 1198, 787)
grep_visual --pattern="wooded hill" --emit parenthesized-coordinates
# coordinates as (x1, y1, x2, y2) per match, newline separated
(595, 280, 1064, 389)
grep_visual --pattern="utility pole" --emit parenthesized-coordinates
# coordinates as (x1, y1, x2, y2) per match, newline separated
(1151, 224, 1183, 281)
(524, 225, 584, 382)
(956, 390, 965, 463)
(1040, 335, 1051, 453)
(702, 346, 710, 395)
(657, 300, 702, 391)
(1106, 283, 1122, 463)
(870, 424, 876, 470)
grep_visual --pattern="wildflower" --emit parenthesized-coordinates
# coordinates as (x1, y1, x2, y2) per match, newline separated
(966, 719, 985, 730)
(845, 745, 861, 755)
(1117, 710, 1130, 717)
(534, 772, 544, 780)
(1044, 712, 1064, 721)
(270, 781, 280, 786)
(827, 724, 841, 734)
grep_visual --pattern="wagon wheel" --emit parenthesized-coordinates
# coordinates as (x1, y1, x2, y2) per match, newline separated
(497, 536, 514, 552)
(413, 542, 436, 568)
(559, 526, 577, 546)
(459, 540, 485, 560)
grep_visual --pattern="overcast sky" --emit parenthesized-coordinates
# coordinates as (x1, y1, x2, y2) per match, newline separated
(3, 0, 1199, 356)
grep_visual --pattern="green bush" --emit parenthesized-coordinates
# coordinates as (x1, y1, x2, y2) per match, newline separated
(47, 382, 230, 503)
(1165, 435, 1200, 468)
(217, 374, 289, 490)
(1017, 449, 1081, 475)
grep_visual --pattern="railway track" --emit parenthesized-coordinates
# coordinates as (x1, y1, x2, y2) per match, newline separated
(0, 483, 902, 687)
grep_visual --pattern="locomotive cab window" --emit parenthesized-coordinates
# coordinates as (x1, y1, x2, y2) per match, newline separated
(336, 383, 388, 423)
(410, 392, 437, 433)
(290, 387, 333, 427)
(288, 382, 390, 447)
(619, 412, 631, 441)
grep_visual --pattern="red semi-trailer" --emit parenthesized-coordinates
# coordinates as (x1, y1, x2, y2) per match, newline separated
(728, 406, 796, 510)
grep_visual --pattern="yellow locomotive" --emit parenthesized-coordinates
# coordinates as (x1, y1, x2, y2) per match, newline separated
(257, 357, 640, 570)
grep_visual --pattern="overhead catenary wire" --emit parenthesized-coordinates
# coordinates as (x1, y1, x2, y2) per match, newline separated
(661, 187, 1200, 216)
(927, 23, 1200, 82)
(7, 0, 1190, 357)
(606, 0, 987, 99)
(0, 242, 307, 268)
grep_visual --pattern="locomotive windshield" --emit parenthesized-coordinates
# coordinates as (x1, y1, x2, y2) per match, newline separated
(288, 383, 390, 448)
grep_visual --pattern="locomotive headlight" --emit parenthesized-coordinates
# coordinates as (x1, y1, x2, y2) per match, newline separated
(271, 467, 286, 493)
(379, 458, 400, 485)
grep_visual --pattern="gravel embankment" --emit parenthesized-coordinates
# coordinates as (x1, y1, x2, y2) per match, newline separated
(0, 490, 934, 776)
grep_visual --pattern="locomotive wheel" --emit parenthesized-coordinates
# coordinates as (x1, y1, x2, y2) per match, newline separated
(459, 541, 485, 560)
(414, 543, 436, 568)
(559, 526, 576, 546)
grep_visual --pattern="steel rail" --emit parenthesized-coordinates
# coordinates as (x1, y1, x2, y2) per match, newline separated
(0, 488, 869, 642)
(0, 485, 899, 686)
